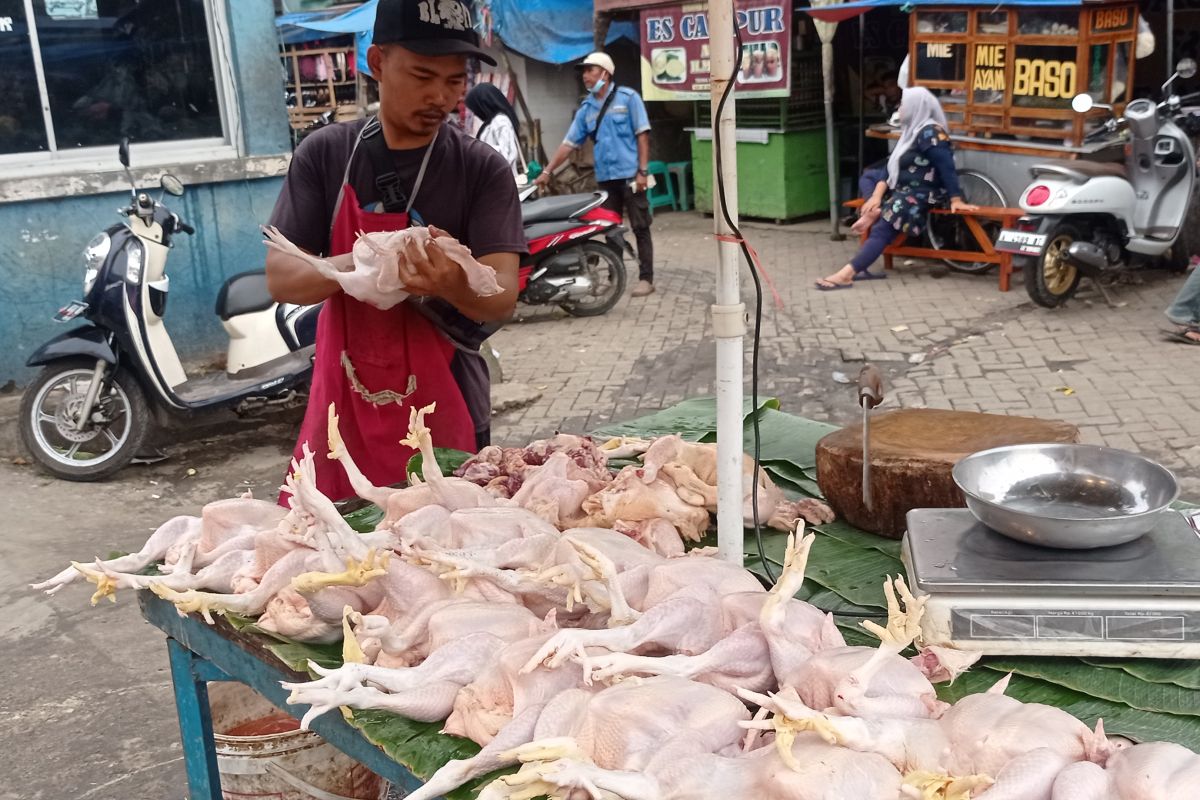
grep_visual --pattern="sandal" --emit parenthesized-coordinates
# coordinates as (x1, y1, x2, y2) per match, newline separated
(815, 279, 854, 291)
(1166, 327, 1200, 346)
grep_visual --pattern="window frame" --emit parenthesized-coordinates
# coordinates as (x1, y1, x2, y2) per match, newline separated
(0, 0, 243, 179)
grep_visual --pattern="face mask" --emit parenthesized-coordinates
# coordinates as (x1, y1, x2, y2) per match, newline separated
(590, 78, 607, 95)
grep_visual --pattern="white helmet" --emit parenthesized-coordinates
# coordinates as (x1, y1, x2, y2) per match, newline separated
(579, 51, 615, 76)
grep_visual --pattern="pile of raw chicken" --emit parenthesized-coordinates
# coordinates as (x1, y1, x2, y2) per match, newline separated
(34, 405, 1200, 799)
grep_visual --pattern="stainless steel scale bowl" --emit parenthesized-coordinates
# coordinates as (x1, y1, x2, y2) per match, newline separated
(952, 444, 1179, 549)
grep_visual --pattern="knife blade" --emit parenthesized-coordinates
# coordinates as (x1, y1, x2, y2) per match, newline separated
(858, 365, 884, 511)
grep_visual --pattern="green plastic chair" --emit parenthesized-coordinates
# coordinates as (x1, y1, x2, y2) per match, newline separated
(645, 160, 677, 214)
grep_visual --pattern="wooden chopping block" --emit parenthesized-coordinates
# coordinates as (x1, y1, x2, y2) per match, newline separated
(816, 408, 1079, 539)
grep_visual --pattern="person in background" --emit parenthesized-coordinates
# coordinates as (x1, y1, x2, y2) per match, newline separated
(264, 0, 524, 502)
(817, 87, 976, 289)
(1165, 264, 1200, 345)
(466, 83, 523, 178)
(535, 51, 657, 298)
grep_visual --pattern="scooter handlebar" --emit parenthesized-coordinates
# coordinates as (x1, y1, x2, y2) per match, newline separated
(173, 215, 195, 235)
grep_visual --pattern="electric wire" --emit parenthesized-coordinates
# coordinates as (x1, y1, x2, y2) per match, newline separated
(711, 12, 775, 585)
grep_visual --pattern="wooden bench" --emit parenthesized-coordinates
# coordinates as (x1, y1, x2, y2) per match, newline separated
(844, 198, 1024, 291)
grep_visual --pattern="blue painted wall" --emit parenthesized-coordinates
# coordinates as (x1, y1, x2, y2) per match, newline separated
(0, 0, 292, 388)
(0, 177, 285, 386)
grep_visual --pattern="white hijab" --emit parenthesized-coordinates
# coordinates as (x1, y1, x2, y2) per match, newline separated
(887, 87, 948, 188)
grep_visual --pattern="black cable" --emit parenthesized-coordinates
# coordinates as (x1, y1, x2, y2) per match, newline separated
(712, 12, 774, 585)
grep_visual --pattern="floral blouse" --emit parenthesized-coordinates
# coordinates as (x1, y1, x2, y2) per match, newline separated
(880, 124, 963, 237)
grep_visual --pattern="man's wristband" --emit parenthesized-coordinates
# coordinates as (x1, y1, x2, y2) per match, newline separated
(637, 168, 648, 177)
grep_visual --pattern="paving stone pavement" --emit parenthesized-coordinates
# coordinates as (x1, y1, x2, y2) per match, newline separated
(490, 212, 1200, 497)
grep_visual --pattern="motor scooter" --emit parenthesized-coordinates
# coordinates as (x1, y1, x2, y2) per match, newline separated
(999, 58, 1200, 307)
(518, 187, 628, 316)
(19, 140, 320, 481)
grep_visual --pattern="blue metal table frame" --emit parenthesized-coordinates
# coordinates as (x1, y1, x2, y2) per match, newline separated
(138, 590, 430, 799)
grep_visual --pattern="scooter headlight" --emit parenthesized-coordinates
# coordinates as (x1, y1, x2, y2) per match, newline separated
(124, 240, 144, 285)
(1025, 185, 1052, 207)
(82, 232, 110, 294)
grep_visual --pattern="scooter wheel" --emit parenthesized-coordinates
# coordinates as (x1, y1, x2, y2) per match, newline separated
(1025, 223, 1083, 308)
(560, 241, 628, 317)
(19, 358, 151, 481)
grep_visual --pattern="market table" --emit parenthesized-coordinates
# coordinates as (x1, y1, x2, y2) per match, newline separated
(138, 399, 1200, 798)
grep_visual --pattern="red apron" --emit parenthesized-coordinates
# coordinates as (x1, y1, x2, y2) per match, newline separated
(281, 131, 476, 503)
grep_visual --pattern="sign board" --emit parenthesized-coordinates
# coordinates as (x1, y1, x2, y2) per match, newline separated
(639, 0, 792, 101)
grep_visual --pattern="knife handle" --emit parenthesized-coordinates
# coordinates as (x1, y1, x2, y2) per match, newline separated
(859, 365, 884, 409)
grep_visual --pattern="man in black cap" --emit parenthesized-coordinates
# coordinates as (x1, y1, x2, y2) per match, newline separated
(265, 0, 526, 498)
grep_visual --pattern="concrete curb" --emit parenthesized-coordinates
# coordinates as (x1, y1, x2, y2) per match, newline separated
(0, 394, 19, 458)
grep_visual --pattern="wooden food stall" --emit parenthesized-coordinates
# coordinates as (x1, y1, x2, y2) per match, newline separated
(870, 0, 1142, 207)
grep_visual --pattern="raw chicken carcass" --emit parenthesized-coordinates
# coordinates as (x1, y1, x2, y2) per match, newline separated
(404, 676, 752, 800)
(481, 730, 904, 800)
(638, 435, 836, 529)
(327, 403, 496, 527)
(262, 224, 501, 311)
(454, 434, 612, 499)
(1051, 741, 1200, 799)
(581, 465, 711, 541)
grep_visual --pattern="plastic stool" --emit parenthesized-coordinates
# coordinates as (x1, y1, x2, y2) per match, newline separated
(666, 161, 692, 211)
(646, 160, 677, 214)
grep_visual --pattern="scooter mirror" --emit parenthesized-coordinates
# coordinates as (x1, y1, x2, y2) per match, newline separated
(160, 174, 185, 197)
(118, 137, 130, 168)
(1071, 94, 1095, 114)
(1177, 58, 1198, 80)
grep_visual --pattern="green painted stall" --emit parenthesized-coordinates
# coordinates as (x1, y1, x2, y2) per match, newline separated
(690, 128, 831, 222)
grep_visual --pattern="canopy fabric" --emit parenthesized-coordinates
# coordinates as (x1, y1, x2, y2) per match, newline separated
(804, 0, 1085, 23)
(275, 0, 636, 67)
(489, 0, 637, 64)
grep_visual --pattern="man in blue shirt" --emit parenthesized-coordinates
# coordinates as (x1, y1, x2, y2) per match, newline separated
(536, 52, 656, 297)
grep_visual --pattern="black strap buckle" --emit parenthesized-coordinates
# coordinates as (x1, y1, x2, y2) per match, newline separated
(375, 172, 409, 213)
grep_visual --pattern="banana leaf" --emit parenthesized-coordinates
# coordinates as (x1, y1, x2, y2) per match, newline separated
(702, 407, 835, 467)
(591, 396, 779, 441)
(762, 460, 823, 498)
(266, 640, 344, 672)
(1081, 658, 1200, 691)
(810, 519, 904, 561)
(984, 657, 1200, 717)
(343, 504, 385, 533)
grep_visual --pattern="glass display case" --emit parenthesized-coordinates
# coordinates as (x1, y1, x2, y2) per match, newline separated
(908, 2, 1139, 144)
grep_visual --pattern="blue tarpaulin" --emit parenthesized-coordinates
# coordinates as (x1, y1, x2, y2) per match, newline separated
(275, 0, 636, 69)
(489, 0, 637, 64)
(805, 0, 1086, 23)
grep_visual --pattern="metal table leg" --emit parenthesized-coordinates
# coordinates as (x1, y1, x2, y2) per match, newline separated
(167, 637, 230, 800)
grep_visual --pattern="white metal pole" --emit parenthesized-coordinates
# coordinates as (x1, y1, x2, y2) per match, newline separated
(709, 0, 746, 564)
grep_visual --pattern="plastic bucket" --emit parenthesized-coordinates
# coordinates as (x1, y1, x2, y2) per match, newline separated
(209, 683, 383, 800)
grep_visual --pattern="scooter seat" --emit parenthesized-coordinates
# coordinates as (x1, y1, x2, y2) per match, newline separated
(1031, 159, 1126, 184)
(215, 271, 274, 321)
(521, 192, 605, 224)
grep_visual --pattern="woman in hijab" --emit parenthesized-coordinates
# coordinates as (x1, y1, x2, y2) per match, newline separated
(817, 87, 977, 289)
(466, 83, 523, 177)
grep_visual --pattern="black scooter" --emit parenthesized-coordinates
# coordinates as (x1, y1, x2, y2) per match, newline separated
(19, 140, 320, 480)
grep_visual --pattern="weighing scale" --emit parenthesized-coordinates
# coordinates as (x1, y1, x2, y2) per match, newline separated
(902, 508, 1200, 658)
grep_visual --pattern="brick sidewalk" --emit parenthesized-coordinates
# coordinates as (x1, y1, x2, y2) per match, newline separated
(491, 212, 1200, 496)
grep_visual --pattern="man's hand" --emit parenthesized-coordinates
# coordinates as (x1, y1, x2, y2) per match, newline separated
(398, 227, 469, 300)
(534, 172, 552, 188)
(635, 173, 649, 193)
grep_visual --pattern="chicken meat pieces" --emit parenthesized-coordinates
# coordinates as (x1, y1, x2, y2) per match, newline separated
(455, 434, 612, 499)
(263, 225, 501, 311)
(581, 465, 711, 541)
(639, 435, 836, 529)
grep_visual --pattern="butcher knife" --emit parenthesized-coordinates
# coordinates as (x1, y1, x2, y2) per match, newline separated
(858, 365, 884, 511)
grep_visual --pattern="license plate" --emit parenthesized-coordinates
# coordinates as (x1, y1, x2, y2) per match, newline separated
(996, 229, 1048, 256)
(54, 300, 88, 322)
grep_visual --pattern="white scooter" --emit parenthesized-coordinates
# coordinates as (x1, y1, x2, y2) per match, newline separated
(19, 140, 320, 480)
(999, 58, 1200, 307)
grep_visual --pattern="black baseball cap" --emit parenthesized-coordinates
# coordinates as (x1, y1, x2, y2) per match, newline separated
(373, 0, 497, 66)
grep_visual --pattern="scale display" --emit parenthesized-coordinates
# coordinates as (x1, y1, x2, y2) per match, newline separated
(903, 508, 1200, 658)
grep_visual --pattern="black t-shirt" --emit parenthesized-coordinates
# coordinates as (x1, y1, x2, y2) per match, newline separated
(268, 119, 526, 435)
